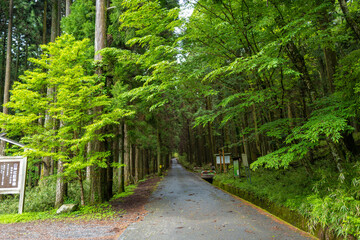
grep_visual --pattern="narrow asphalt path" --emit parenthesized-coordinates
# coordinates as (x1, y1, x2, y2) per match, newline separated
(119, 159, 315, 240)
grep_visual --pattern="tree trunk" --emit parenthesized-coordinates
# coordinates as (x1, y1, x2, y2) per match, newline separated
(3, 0, 13, 116)
(42, 0, 60, 178)
(0, 0, 13, 156)
(86, 142, 91, 181)
(55, 115, 67, 209)
(338, 0, 360, 41)
(78, 170, 85, 206)
(65, 0, 71, 17)
(55, 158, 65, 208)
(130, 144, 135, 183)
(252, 104, 261, 154)
(106, 150, 113, 200)
(316, 0, 337, 94)
(152, 151, 156, 174)
(157, 127, 162, 176)
(135, 145, 139, 182)
(124, 123, 130, 184)
(51, 0, 59, 42)
(118, 122, 125, 193)
(57, 0, 61, 37)
(94, 0, 106, 62)
(89, 132, 105, 204)
(42, 0, 47, 44)
(187, 120, 193, 164)
(195, 128, 201, 166)
(0, 32, 6, 107)
(113, 125, 120, 190)
(145, 149, 150, 175)
(323, 48, 336, 94)
(90, 0, 107, 204)
(206, 97, 215, 166)
(14, 33, 20, 82)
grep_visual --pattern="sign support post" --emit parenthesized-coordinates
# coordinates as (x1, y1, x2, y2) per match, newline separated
(222, 149, 226, 173)
(215, 152, 231, 174)
(219, 151, 222, 173)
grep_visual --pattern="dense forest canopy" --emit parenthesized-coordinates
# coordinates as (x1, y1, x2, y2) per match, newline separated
(1, 0, 360, 237)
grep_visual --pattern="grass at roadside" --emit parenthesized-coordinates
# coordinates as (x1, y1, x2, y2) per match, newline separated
(214, 159, 360, 238)
(0, 181, 139, 224)
(111, 184, 138, 200)
(0, 203, 125, 224)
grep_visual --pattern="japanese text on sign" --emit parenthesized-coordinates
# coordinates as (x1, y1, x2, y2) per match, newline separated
(0, 161, 19, 189)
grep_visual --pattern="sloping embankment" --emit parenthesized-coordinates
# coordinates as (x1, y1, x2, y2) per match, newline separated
(212, 179, 354, 240)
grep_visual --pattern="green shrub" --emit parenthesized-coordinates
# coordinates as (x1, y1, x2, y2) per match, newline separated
(0, 177, 91, 214)
(214, 161, 360, 238)
(111, 184, 137, 200)
(0, 178, 57, 214)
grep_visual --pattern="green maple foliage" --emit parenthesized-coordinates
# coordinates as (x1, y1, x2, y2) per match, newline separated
(0, 34, 131, 177)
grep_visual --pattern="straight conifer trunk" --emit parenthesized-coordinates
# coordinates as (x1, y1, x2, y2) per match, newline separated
(42, 0, 59, 178)
(90, 0, 107, 204)
(42, 0, 47, 44)
(135, 146, 139, 182)
(65, 0, 71, 17)
(338, 0, 360, 41)
(0, 0, 14, 156)
(124, 124, 130, 184)
(118, 122, 125, 193)
(1, 33, 6, 106)
(3, 0, 13, 116)
(55, 157, 65, 208)
(157, 128, 162, 176)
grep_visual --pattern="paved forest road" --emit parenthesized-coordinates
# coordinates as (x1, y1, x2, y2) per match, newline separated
(119, 159, 315, 240)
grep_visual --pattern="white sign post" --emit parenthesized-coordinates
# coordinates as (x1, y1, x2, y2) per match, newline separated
(0, 156, 28, 214)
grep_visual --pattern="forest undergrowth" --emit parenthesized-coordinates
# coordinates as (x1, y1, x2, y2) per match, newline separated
(0, 178, 138, 223)
(213, 156, 360, 239)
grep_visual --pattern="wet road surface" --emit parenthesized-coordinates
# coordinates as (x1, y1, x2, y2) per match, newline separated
(119, 159, 315, 240)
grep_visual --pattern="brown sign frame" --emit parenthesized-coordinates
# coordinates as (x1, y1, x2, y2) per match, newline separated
(215, 154, 231, 164)
(0, 156, 27, 214)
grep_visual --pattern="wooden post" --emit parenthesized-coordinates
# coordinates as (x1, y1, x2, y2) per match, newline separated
(219, 151, 222, 173)
(222, 149, 226, 173)
(19, 158, 27, 214)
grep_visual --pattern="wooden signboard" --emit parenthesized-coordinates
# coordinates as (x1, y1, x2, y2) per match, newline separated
(0, 156, 27, 214)
(215, 154, 231, 164)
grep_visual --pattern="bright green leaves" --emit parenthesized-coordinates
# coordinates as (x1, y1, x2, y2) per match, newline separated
(335, 49, 360, 100)
(252, 97, 355, 170)
(106, 0, 182, 115)
(61, 0, 96, 41)
(288, 114, 351, 144)
(252, 141, 317, 170)
(259, 118, 294, 140)
(120, 0, 181, 48)
(0, 35, 130, 171)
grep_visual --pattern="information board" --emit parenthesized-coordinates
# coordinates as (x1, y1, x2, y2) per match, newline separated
(0, 156, 27, 214)
(0, 161, 20, 189)
(216, 155, 231, 164)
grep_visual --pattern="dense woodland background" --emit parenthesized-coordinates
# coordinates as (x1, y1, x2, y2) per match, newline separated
(1, 0, 360, 237)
